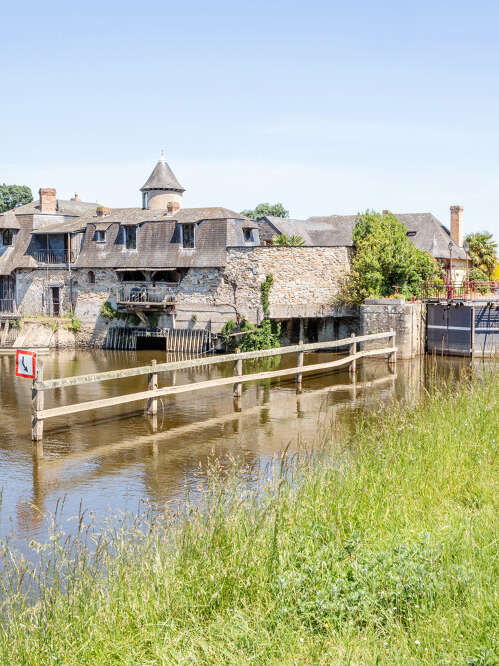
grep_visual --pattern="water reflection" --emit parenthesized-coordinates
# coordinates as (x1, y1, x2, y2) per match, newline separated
(0, 349, 476, 551)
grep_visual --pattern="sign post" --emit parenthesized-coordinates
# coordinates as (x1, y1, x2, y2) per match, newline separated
(16, 349, 37, 379)
(15, 351, 43, 448)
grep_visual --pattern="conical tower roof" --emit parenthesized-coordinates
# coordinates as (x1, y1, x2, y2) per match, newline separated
(140, 156, 185, 193)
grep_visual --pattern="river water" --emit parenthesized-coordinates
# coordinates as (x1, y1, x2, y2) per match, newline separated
(0, 349, 469, 554)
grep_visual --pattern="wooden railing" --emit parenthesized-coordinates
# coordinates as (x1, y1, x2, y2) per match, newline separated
(32, 249, 77, 264)
(117, 284, 177, 305)
(30, 331, 396, 444)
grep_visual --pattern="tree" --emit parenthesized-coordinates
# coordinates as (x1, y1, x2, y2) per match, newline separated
(270, 233, 305, 246)
(464, 231, 498, 279)
(339, 210, 439, 304)
(0, 184, 33, 213)
(241, 202, 289, 220)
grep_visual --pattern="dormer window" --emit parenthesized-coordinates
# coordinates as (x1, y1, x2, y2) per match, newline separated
(1, 229, 13, 247)
(243, 228, 253, 242)
(125, 225, 137, 250)
(94, 230, 106, 242)
(182, 223, 195, 249)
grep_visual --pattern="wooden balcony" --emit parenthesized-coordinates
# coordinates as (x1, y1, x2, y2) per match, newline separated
(32, 249, 78, 265)
(117, 283, 177, 311)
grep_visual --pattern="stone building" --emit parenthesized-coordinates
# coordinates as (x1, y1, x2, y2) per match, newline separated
(0, 157, 355, 346)
(0, 155, 468, 348)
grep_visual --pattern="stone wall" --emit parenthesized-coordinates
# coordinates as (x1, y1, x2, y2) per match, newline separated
(222, 246, 353, 322)
(360, 299, 425, 359)
(13, 245, 353, 346)
(73, 268, 119, 346)
(16, 269, 75, 316)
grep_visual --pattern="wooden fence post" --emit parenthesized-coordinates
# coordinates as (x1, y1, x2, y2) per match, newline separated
(349, 332, 357, 374)
(388, 331, 397, 365)
(32, 359, 44, 446)
(296, 340, 304, 391)
(146, 359, 158, 415)
(233, 348, 243, 398)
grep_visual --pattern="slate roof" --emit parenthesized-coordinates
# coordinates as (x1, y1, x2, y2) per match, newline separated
(174, 207, 248, 223)
(259, 216, 349, 246)
(0, 210, 21, 230)
(140, 159, 185, 193)
(395, 213, 467, 259)
(74, 217, 229, 269)
(0, 214, 38, 274)
(261, 212, 468, 259)
(73, 207, 251, 268)
(9, 199, 99, 217)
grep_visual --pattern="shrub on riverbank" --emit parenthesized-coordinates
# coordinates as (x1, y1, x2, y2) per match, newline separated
(1, 371, 497, 665)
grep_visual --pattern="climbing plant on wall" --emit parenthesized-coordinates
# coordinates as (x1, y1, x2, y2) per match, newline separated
(221, 273, 281, 351)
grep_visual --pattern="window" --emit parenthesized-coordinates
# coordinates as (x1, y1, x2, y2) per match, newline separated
(2, 229, 13, 246)
(125, 225, 137, 250)
(182, 223, 195, 249)
(87, 270, 96, 284)
(94, 230, 106, 242)
(406, 231, 417, 237)
(243, 228, 253, 242)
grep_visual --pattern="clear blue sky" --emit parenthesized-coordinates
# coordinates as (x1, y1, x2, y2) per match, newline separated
(2, 0, 498, 239)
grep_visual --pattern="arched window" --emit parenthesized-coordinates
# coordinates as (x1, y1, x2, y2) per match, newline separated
(88, 270, 96, 284)
(2, 229, 13, 247)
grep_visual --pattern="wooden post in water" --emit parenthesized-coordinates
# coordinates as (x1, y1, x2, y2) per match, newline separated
(146, 359, 158, 415)
(233, 347, 243, 398)
(349, 332, 357, 374)
(296, 341, 304, 391)
(296, 319, 305, 391)
(31, 359, 44, 448)
(388, 332, 397, 365)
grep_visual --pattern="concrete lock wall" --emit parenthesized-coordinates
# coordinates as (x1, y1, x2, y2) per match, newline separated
(360, 299, 425, 359)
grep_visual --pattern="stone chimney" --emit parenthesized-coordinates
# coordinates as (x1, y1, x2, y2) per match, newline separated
(39, 188, 56, 213)
(382, 209, 391, 215)
(71, 193, 81, 202)
(450, 205, 463, 246)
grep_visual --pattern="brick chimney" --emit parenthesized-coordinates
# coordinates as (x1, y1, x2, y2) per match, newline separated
(450, 205, 463, 246)
(71, 193, 81, 202)
(39, 188, 56, 213)
(382, 209, 391, 215)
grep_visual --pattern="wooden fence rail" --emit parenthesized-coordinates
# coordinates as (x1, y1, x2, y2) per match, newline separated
(31, 331, 396, 444)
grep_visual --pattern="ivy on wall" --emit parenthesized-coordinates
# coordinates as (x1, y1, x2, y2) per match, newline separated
(222, 273, 281, 351)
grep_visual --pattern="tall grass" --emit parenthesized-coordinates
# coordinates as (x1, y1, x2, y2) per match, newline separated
(1, 370, 498, 665)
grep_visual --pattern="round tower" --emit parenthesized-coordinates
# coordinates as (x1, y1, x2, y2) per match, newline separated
(140, 153, 185, 211)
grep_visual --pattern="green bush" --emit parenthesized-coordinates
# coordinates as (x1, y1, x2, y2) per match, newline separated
(339, 211, 440, 304)
(67, 316, 81, 332)
(100, 300, 118, 320)
(221, 317, 281, 351)
(469, 267, 489, 283)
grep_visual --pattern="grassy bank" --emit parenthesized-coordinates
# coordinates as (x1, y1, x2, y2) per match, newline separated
(1, 371, 498, 665)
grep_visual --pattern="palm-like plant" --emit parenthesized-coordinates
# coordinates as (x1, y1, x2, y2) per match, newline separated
(464, 231, 498, 279)
(270, 234, 305, 247)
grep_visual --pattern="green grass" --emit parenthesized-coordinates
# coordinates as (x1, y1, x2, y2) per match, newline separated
(1, 370, 498, 665)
